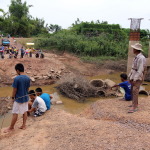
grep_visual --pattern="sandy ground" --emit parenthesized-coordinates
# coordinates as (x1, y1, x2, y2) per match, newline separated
(0, 97, 150, 150)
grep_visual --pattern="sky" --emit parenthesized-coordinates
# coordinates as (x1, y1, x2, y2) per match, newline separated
(1, 0, 150, 30)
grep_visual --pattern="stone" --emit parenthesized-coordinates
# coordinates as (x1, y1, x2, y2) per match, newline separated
(38, 76, 43, 80)
(43, 76, 48, 79)
(7, 106, 12, 110)
(26, 72, 31, 74)
(30, 77, 35, 82)
(50, 69, 55, 72)
(47, 73, 51, 77)
(58, 71, 62, 74)
(56, 74, 61, 79)
(56, 101, 63, 104)
(33, 73, 37, 76)
(34, 76, 39, 79)
(34, 76, 43, 80)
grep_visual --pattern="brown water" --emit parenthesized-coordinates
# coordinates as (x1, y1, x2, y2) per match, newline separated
(0, 72, 149, 128)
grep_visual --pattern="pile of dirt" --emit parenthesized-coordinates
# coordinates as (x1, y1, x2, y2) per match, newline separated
(80, 97, 150, 129)
(0, 57, 66, 87)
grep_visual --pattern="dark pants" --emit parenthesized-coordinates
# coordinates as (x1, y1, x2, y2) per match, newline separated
(21, 53, 24, 58)
(29, 52, 32, 57)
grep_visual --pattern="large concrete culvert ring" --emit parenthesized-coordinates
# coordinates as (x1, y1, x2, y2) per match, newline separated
(96, 90, 106, 97)
(90, 79, 104, 88)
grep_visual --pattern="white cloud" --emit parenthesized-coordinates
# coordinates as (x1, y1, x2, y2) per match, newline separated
(1, 0, 150, 29)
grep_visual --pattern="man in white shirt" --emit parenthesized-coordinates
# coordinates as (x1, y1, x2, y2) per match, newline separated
(28, 90, 47, 117)
(128, 43, 146, 113)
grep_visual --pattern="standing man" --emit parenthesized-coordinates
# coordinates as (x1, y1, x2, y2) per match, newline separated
(4, 63, 30, 132)
(128, 43, 146, 113)
(20, 46, 25, 58)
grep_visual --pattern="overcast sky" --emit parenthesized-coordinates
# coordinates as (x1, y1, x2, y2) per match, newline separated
(1, 0, 150, 29)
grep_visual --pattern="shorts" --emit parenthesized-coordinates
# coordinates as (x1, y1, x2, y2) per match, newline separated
(34, 109, 44, 117)
(12, 101, 28, 114)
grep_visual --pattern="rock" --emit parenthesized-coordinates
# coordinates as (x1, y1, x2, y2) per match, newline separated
(35, 76, 43, 80)
(51, 69, 55, 73)
(30, 77, 35, 82)
(26, 72, 31, 74)
(47, 73, 51, 77)
(56, 101, 63, 104)
(56, 75, 61, 79)
(33, 73, 37, 76)
(7, 106, 12, 110)
(43, 76, 49, 79)
(58, 71, 62, 74)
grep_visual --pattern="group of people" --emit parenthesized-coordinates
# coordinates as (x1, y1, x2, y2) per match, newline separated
(0, 46, 44, 59)
(3, 42, 146, 133)
(4, 63, 52, 133)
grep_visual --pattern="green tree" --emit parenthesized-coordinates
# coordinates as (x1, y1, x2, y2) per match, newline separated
(48, 24, 62, 33)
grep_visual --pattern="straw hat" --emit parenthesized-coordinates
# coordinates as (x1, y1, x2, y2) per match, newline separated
(131, 43, 143, 51)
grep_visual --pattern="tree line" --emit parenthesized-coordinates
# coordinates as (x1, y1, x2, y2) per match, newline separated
(0, 0, 149, 59)
(0, 0, 61, 37)
(36, 19, 150, 58)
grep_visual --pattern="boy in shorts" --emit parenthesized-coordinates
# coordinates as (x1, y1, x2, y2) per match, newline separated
(4, 63, 30, 133)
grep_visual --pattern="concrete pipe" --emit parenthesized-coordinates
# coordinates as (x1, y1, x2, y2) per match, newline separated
(90, 79, 104, 88)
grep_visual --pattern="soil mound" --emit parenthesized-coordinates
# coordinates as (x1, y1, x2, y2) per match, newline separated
(0, 57, 65, 87)
(80, 97, 150, 131)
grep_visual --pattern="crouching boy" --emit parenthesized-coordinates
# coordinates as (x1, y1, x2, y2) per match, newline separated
(111, 73, 132, 101)
(28, 90, 47, 117)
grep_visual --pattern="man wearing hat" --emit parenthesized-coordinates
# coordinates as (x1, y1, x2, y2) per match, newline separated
(128, 43, 146, 113)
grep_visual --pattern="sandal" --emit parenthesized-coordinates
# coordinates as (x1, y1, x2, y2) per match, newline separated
(128, 108, 138, 113)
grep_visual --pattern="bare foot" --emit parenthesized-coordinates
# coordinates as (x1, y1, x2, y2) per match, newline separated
(3, 127, 14, 133)
(19, 126, 26, 130)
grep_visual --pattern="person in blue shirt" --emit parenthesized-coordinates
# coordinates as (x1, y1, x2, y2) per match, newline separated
(111, 73, 131, 101)
(35, 88, 53, 110)
(4, 63, 30, 133)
